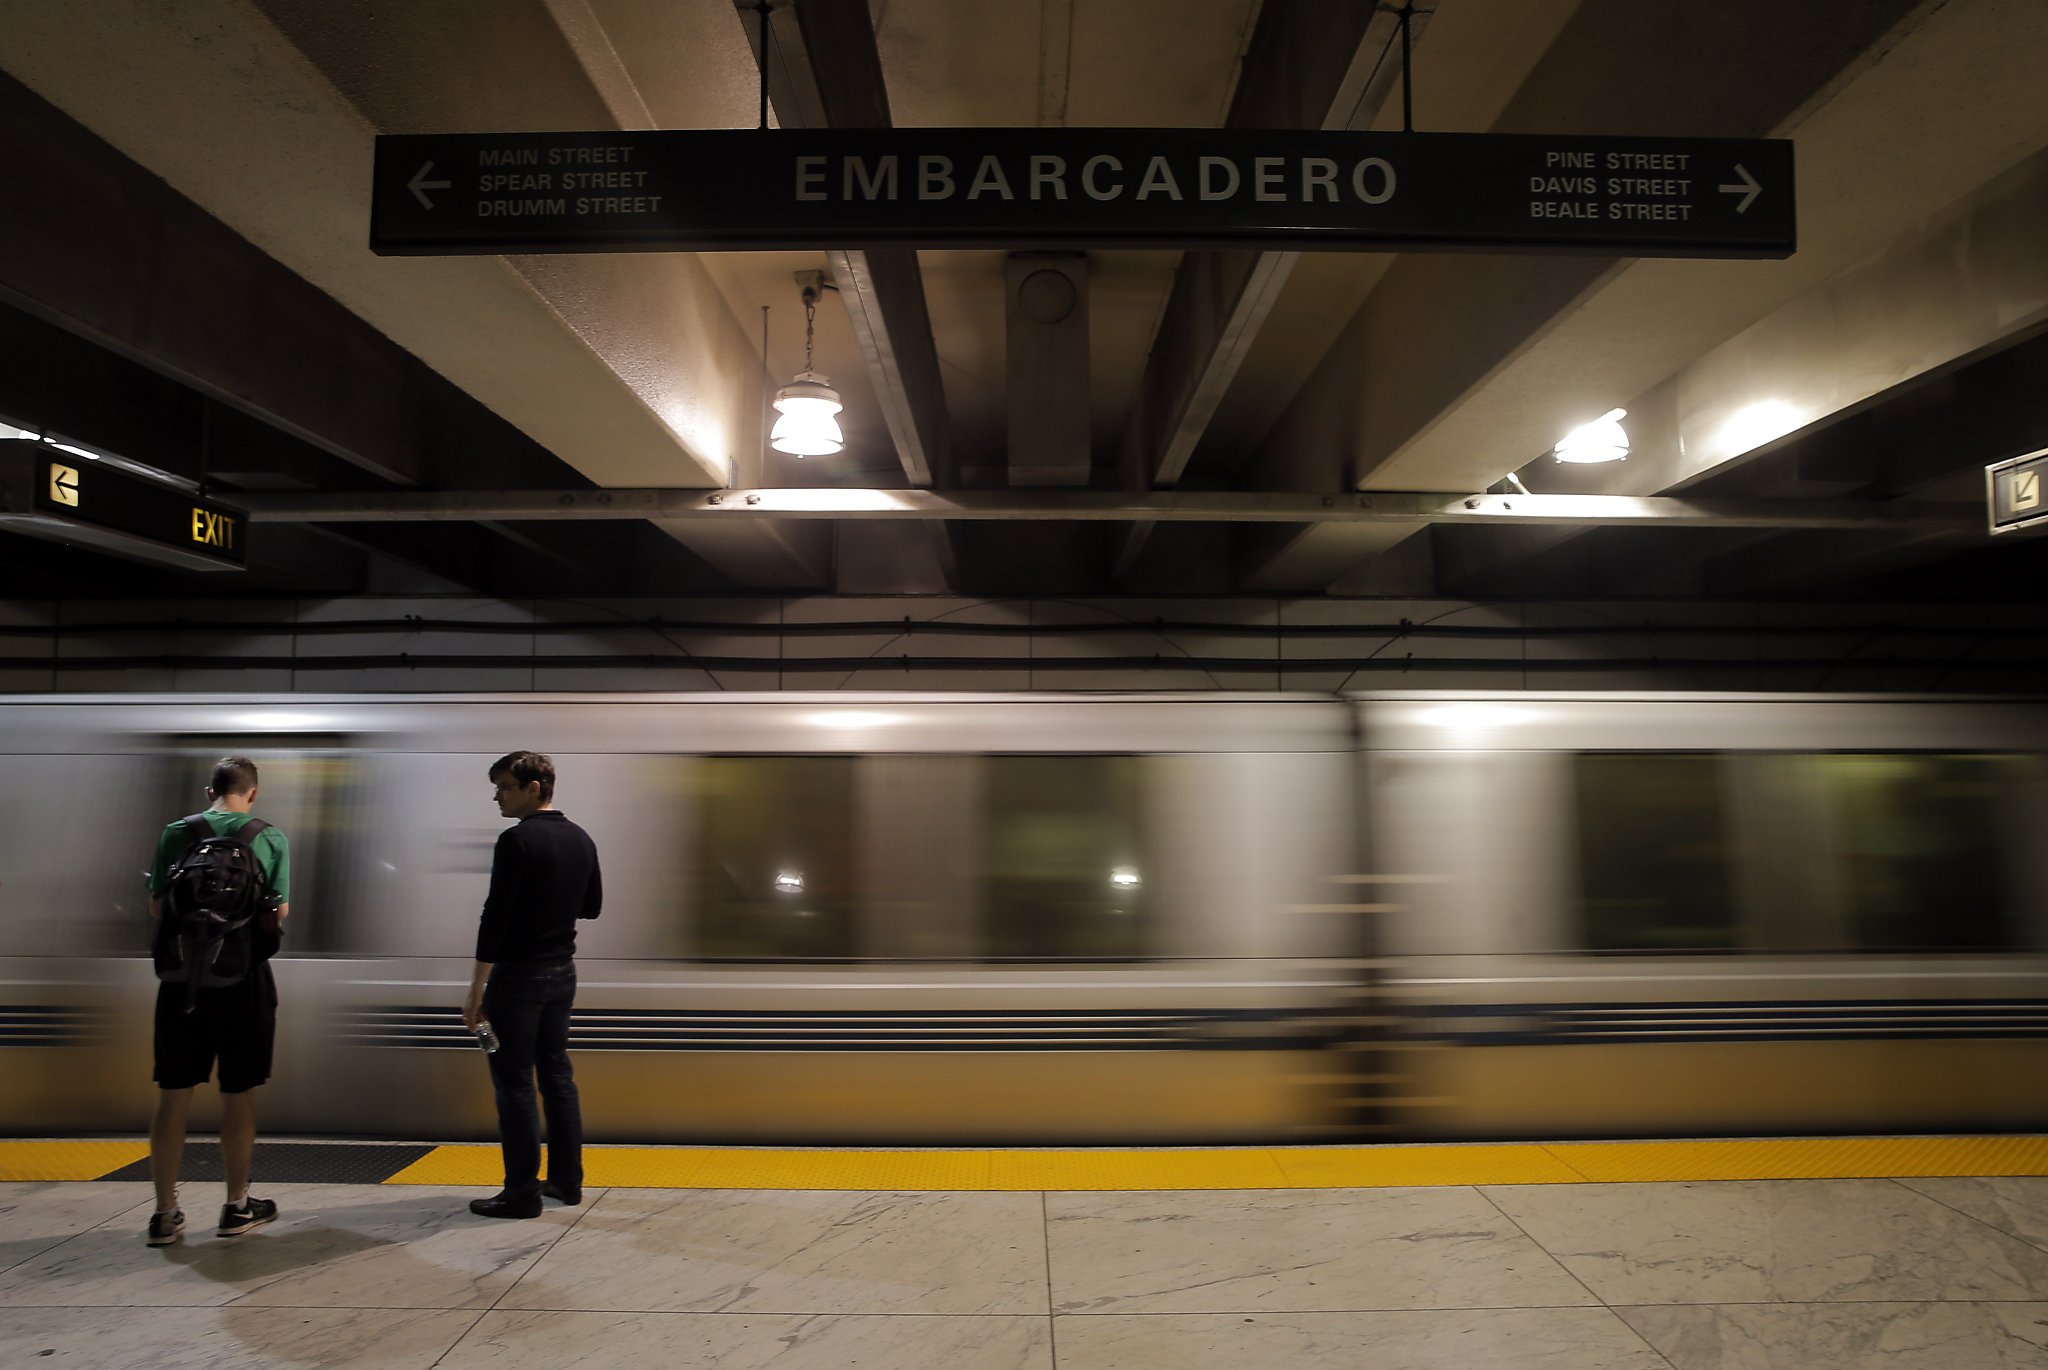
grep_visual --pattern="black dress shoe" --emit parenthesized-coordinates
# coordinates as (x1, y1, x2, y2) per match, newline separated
(541, 1180, 583, 1206)
(469, 1192, 542, 1219)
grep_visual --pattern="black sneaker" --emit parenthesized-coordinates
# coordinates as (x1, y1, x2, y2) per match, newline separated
(541, 1179, 582, 1206)
(146, 1209, 185, 1246)
(217, 1196, 279, 1237)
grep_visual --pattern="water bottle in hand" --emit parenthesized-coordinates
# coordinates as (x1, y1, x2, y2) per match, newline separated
(475, 1020, 500, 1054)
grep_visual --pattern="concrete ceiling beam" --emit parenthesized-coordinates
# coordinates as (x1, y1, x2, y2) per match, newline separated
(0, 71, 426, 486)
(0, 66, 715, 596)
(1236, 0, 2038, 590)
(1131, 0, 1416, 489)
(1440, 138, 2048, 594)
(735, 0, 953, 494)
(731, 0, 952, 585)
(0, 0, 830, 588)
(1110, 0, 1418, 578)
(238, 486, 1981, 531)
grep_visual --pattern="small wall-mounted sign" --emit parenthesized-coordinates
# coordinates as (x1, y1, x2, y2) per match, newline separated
(0, 439, 247, 571)
(1987, 447, 2048, 536)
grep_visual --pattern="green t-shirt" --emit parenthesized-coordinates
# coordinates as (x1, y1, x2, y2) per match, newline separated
(148, 808, 291, 901)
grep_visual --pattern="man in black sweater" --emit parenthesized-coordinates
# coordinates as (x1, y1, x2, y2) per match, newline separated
(462, 750, 603, 1219)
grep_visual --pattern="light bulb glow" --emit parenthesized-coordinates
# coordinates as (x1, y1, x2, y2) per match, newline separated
(801, 711, 907, 730)
(1552, 408, 1629, 464)
(1413, 704, 1537, 730)
(1710, 399, 1807, 461)
(770, 374, 844, 457)
(233, 711, 330, 729)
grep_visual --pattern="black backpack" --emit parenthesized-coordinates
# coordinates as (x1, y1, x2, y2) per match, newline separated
(152, 814, 276, 1012)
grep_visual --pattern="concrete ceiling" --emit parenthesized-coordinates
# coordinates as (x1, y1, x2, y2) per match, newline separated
(2, 0, 2046, 600)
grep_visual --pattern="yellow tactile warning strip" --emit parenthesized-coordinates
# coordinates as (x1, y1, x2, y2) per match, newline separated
(1551, 1135, 2048, 1184)
(9, 1135, 2048, 1190)
(378, 1145, 515, 1187)
(0, 1140, 149, 1181)
(376, 1134, 2048, 1192)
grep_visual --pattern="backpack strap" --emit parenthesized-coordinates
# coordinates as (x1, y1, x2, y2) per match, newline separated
(184, 814, 270, 844)
(230, 817, 275, 913)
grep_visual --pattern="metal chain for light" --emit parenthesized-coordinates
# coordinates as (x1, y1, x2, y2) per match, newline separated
(802, 289, 817, 375)
(770, 279, 844, 457)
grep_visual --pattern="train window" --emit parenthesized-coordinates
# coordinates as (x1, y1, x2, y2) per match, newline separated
(691, 756, 858, 958)
(1810, 753, 2030, 951)
(0, 754, 160, 957)
(1572, 753, 1738, 952)
(981, 755, 1150, 958)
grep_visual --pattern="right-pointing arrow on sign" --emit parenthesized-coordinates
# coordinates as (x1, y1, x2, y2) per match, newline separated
(408, 161, 452, 210)
(1718, 163, 1761, 214)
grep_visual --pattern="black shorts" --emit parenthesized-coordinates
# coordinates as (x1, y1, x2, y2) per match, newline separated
(153, 973, 276, 1094)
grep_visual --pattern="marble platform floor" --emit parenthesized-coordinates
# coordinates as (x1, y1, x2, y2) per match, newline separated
(2, 1175, 2046, 1368)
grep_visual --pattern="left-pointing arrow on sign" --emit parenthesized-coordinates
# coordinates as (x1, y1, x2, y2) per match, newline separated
(408, 161, 452, 210)
(48, 463, 79, 506)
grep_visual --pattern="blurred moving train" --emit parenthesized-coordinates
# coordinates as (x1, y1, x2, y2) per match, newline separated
(2, 692, 2043, 1144)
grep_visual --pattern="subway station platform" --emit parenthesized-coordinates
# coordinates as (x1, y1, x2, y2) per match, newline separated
(3, 1136, 2047, 1368)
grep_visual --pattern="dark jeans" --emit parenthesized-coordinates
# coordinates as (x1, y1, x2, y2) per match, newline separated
(482, 960, 581, 1199)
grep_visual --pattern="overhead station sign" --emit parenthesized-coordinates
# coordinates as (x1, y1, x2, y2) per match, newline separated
(0, 439, 247, 571)
(1987, 446, 2048, 536)
(371, 129, 1794, 260)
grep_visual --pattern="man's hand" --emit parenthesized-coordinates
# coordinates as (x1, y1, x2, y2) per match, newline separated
(462, 961, 491, 1032)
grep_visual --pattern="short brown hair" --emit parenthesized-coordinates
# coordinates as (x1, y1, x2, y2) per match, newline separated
(210, 756, 259, 797)
(490, 750, 555, 803)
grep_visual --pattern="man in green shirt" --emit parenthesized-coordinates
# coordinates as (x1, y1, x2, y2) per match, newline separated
(143, 755, 291, 1247)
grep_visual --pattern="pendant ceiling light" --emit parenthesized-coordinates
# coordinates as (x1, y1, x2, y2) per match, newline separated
(769, 277, 843, 457)
(1552, 407, 1630, 464)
